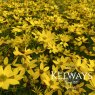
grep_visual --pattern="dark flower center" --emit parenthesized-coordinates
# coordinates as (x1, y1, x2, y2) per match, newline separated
(0, 74, 7, 82)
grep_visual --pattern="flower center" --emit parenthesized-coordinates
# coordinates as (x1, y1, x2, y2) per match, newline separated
(60, 62, 63, 65)
(40, 70, 43, 74)
(0, 74, 7, 82)
(50, 80, 54, 85)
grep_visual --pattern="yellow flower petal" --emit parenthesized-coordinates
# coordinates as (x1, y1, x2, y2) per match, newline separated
(43, 80, 50, 86)
(51, 85, 59, 89)
(14, 75, 23, 81)
(7, 79, 19, 85)
(90, 75, 95, 87)
(40, 63, 44, 70)
(1, 81, 9, 89)
(0, 66, 3, 75)
(13, 47, 23, 56)
(13, 68, 19, 75)
(0, 82, 3, 87)
(33, 70, 40, 79)
(4, 65, 13, 77)
(4, 57, 8, 65)
(44, 67, 49, 72)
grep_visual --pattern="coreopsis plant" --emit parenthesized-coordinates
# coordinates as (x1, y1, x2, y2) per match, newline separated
(43, 74, 59, 90)
(0, 0, 95, 94)
(0, 65, 20, 89)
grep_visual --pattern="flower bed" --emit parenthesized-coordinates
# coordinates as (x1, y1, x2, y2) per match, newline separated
(0, 0, 95, 95)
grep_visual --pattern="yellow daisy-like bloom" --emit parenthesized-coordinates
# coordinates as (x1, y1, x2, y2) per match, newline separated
(0, 65, 19, 89)
(53, 56, 69, 70)
(89, 75, 95, 88)
(31, 63, 49, 80)
(43, 74, 59, 90)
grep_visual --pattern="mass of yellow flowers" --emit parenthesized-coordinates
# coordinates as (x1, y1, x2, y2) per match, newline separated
(0, 0, 95, 95)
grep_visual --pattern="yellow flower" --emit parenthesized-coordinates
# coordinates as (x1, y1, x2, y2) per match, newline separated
(12, 27, 22, 33)
(13, 47, 23, 56)
(89, 92, 95, 95)
(76, 58, 94, 73)
(29, 63, 49, 80)
(0, 37, 4, 45)
(37, 30, 55, 43)
(13, 47, 33, 56)
(39, 63, 49, 73)
(59, 34, 71, 42)
(43, 74, 59, 90)
(24, 48, 33, 55)
(0, 65, 19, 89)
(89, 75, 95, 88)
(65, 82, 85, 95)
(53, 56, 69, 70)
(38, 54, 48, 63)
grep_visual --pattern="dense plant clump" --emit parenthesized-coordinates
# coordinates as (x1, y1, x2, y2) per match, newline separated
(0, 0, 95, 95)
